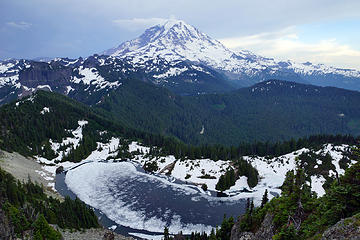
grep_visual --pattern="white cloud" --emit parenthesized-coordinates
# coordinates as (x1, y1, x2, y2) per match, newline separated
(112, 17, 168, 31)
(219, 28, 360, 70)
(6, 21, 32, 30)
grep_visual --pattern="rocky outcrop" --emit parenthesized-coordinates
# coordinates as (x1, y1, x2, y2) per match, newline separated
(321, 214, 360, 240)
(53, 226, 134, 240)
(230, 213, 275, 240)
(230, 215, 252, 240)
(252, 213, 275, 240)
(230, 231, 254, 240)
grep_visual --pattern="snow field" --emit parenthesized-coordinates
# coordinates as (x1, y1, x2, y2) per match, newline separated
(40, 107, 50, 114)
(71, 66, 122, 91)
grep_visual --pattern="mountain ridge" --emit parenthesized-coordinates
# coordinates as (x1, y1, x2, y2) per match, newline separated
(0, 53, 234, 103)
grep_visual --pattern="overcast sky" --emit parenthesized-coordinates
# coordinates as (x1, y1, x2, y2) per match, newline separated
(1, 0, 359, 69)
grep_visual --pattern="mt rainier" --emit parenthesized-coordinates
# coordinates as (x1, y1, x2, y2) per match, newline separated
(104, 19, 360, 90)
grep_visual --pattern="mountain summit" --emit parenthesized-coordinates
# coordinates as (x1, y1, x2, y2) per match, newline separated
(104, 19, 233, 64)
(104, 19, 360, 90)
(103, 19, 248, 73)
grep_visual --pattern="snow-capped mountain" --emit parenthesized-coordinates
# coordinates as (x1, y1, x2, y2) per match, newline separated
(103, 19, 277, 82)
(104, 19, 235, 68)
(104, 19, 360, 90)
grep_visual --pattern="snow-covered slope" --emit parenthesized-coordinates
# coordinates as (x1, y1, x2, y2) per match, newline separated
(129, 142, 353, 202)
(104, 19, 360, 90)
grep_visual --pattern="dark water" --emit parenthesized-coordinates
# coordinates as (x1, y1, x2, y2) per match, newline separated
(55, 161, 247, 238)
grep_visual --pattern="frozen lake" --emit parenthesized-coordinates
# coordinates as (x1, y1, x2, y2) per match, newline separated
(56, 161, 247, 237)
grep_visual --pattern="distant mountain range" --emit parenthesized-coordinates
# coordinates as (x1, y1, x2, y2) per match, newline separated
(0, 54, 233, 105)
(1, 19, 360, 105)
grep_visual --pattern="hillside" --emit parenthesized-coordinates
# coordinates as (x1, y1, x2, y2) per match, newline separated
(0, 90, 260, 185)
(97, 79, 360, 145)
(229, 151, 360, 240)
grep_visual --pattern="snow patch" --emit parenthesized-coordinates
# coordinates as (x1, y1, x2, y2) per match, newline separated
(153, 67, 188, 79)
(40, 107, 50, 114)
(37, 85, 52, 91)
(311, 175, 326, 197)
(0, 75, 19, 88)
(71, 66, 121, 91)
(65, 86, 74, 94)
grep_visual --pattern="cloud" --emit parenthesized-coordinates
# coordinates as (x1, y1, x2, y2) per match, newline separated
(219, 28, 360, 70)
(112, 17, 169, 31)
(6, 21, 32, 30)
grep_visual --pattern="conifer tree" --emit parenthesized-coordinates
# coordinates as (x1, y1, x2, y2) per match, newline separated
(164, 226, 170, 240)
(261, 189, 269, 208)
(246, 198, 250, 213)
(250, 200, 254, 215)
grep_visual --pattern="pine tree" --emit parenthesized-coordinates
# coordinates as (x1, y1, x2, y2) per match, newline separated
(246, 198, 250, 213)
(261, 189, 269, 208)
(209, 228, 217, 240)
(164, 226, 170, 240)
(250, 200, 254, 215)
(281, 171, 295, 196)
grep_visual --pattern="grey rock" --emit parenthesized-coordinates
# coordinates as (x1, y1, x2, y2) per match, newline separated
(230, 215, 254, 240)
(230, 213, 274, 240)
(321, 214, 360, 240)
(253, 213, 275, 240)
(237, 232, 255, 240)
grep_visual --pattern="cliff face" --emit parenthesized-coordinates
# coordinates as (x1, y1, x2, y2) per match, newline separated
(19, 62, 73, 90)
